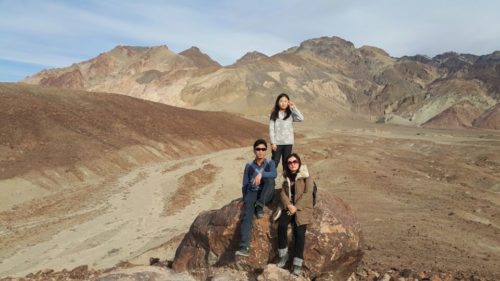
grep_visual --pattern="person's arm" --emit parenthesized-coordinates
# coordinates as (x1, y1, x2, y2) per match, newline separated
(280, 179, 297, 214)
(242, 164, 250, 196)
(269, 119, 276, 145)
(261, 160, 277, 179)
(291, 106, 304, 122)
(280, 180, 292, 208)
(294, 177, 313, 211)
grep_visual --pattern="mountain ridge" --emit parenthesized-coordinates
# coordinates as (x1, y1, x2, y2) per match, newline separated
(21, 36, 500, 130)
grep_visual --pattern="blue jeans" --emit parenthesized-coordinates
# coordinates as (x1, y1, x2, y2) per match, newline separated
(272, 145, 293, 171)
(240, 177, 275, 247)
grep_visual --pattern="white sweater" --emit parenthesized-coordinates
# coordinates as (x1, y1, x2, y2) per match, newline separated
(269, 107, 304, 145)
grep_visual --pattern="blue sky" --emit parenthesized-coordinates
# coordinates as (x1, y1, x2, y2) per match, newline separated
(1, 0, 499, 82)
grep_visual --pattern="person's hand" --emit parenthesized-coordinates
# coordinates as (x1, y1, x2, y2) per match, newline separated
(287, 204, 297, 215)
(253, 173, 262, 186)
(288, 101, 295, 108)
(272, 144, 277, 151)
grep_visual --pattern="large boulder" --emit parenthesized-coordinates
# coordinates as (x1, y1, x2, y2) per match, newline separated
(172, 190, 363, 280)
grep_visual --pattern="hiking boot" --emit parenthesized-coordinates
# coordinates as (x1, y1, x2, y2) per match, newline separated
(276, 252, 289, 268)
(292, 265, 302, 276)
(235, 246, 250, 257)
(255, 205, 264, 218)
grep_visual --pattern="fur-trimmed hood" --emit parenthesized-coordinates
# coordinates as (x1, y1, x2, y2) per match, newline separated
(294, 164, 309, 180)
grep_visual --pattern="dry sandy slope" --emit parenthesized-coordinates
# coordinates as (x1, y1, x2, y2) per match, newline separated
(0, 146, 255, 277)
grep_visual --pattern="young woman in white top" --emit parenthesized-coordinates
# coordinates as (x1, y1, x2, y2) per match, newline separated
(269, 93, 304, 170)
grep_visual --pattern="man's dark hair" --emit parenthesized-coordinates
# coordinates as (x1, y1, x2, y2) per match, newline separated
(253, 139, 267, 149)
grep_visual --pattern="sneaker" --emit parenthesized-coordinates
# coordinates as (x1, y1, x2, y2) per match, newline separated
(292, 265, 302, 276)
(235, 246, 250, 257)
(276, 252, 289, 268)
(255, 205, 264, 218)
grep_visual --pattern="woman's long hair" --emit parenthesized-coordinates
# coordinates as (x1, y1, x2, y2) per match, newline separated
(284, 153, 302, 178)
(270, 93, 292, 121)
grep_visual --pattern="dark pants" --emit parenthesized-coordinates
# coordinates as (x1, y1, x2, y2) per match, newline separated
(278, 211, 307, 259)
(240, 178, 275, 247)
(272, 145, 293, 170)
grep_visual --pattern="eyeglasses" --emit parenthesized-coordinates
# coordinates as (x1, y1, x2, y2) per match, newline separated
(287, 160, 299, 165)
(255, 147, 267, 151)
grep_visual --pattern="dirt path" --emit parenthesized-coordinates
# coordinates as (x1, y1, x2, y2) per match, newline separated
(0, 147, 252, 277)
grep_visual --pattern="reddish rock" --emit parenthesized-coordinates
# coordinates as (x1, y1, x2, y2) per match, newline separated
(473, 103, 500, 130)
(430, 274, 443, 281)
(173, 190, 363, 280)
(69, 265, 89, 279)
(417, 271, 427, 280)
(257, 264, 308, 281)
(422, 100, 483, 129)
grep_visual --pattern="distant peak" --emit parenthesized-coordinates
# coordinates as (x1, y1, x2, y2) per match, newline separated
(182, 46, 201, 52)
(106, 45, 170, 57)
(299, 36, 355, 50)
(179, 46, 221, 68)
(233, 51, 268, 66)
(112, 45, 168, 51)
(359, 45, 390, 57)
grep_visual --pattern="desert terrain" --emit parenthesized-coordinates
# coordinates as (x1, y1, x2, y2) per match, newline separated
(1, 34, 500, 280)
(1, 111, 499, 279)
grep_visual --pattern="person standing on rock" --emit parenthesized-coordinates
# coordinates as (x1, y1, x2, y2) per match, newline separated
(235, 139, 277, 257)
(269, 93, 304, 171)
(276, 153, 313, 276)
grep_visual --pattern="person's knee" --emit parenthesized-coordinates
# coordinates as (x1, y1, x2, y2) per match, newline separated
(296, 229, 307, 240)
(243, 192, 256, 203)
(278, 224, 287, 232)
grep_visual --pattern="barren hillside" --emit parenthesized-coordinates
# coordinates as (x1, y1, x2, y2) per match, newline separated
(0, 83, 266, 180)
(21, 36, 500, 128)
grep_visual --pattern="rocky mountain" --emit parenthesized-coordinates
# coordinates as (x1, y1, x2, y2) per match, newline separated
(22, 36, 500, 129)
(231, 51, 269, 66)
(179, 46, 221, 69)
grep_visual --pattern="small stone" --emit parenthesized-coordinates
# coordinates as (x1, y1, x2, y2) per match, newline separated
(417, 271, 427, 279)
(356, 268, 368, 277)
(430, 274, 442, 281)
(367, 269, 380, 280)
(149, 257, 160, 265)
(69, 265, 89, 279)
(401, 269, 412, 278)
(379, 273, 391, 281)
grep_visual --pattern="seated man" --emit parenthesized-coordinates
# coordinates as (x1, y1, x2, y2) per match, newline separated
(235, 139, 277, 257)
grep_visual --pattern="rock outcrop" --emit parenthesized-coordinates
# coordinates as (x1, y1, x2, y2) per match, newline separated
(172, 190, 363, 280)
(473, 103, 500, 129)
(421, 100, 483, 129)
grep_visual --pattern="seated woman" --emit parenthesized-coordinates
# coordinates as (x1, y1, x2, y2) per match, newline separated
(276, 153, 314, 276)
